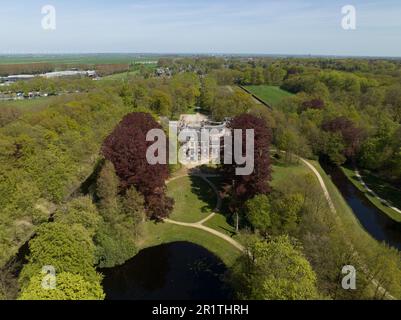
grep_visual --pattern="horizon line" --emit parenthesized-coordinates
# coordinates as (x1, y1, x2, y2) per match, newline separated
(0, 52, 400, 60)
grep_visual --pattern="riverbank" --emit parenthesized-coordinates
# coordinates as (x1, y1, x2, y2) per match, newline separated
(341, 166, 401, 223)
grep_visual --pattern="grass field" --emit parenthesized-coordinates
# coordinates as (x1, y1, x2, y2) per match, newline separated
(101, 71, 138, 81)
(167, 176, 217, 223)
(341, 166, 401, 222)
(101, 63, 157, 81)
(271, 158, 311, 188)
(0, 54, 159, 65)
(244, 85, 293, 106)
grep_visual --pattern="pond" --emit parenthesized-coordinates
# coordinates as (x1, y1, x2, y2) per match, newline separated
(320, 160, 401, 250)
(100, 242, 232, 300)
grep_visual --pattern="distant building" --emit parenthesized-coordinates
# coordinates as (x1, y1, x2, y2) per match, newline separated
(155, 67, 172, 77)
(42, 70, 97, 78)
(5, 74, 36, 82)
(0, 70, 97, 84)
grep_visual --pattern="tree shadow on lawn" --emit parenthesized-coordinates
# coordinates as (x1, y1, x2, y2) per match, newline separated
(189, 175, 217, 213)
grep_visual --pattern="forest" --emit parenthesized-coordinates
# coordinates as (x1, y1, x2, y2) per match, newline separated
(1, 56, 401, 300)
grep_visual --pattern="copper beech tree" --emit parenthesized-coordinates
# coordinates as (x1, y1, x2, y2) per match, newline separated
(102, 112, 173, 220)
(322, 116, 365, 161)
(223, 114, 272, 213)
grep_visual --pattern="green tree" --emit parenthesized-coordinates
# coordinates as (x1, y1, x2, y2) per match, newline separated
(271, 193, 304, 235)
(230, 236, 319, 300)
(150, 90, 172, 116)
(19, 223, 98, 287)
(19, 272, 104, 300)
(96, 160, 120, 221)
(244, 194, 271, 237)
(199, 76, 217, 111)
(121, 187, 145, 230)
(55, 196, 101, 236)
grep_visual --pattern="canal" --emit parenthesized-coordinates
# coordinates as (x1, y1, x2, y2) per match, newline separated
(320, 160, 401, 250)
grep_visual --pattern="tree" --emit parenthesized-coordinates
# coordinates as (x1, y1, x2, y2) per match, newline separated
(19, 223, 98, 287)
(244, 194, 271, 237)
(322, 116, 364, 163)
(150, 90, 172, 116)
(94, 221, 138, 268)
(102, 112, 173, 219)
(121, 186, 146, 235)
(199, 76, 217, 111)
(211, 90, 254, 121)
(271, 192, 304, 235)
(19, 272, 104, 300)
(54, 196, 101, 236)
(96, 160, 120, 220)
(223, 114, 272, 210)
(385, 85, 401, 122)
(229, 236, 319, 300)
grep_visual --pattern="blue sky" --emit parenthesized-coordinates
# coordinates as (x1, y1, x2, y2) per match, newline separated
(0, 0, 400, 56)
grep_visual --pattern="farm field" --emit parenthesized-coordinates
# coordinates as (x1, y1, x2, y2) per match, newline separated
(244, 85, 293, 106)
(101, 63, 157, 80)
(0, 54, 159, 65)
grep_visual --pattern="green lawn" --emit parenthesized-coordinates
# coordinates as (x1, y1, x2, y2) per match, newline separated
(204, 214, 236, 237)
(341, 166, 401, 222)
(271, 158, 311, 188)
(167, 176, 217, 223)
(101, 71, 138, 81)
(244, 85, 293, 106)
(140, 221, 241, 266)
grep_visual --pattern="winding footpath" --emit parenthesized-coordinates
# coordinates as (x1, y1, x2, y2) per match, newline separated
(165, 161, 395, 299)
(164, 172, 245, 252)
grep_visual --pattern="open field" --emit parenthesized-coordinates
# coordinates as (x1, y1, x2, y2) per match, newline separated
(101, 63, 158, 80)
(342, 166, 401, 222)
(167, 176, 216, 223)
(0, 54, 159, 65)
(244, 85, 293, 106)
(101, 71, 138, 81)
(271, 158, 311, 188)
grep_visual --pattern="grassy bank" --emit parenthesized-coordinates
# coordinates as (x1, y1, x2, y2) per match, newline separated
(139, 221, 241, 267)
(341, 166, 401, 223)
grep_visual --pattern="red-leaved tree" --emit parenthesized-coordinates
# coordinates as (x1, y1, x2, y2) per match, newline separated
(322, 116, 365, 160)
(102, 112, 173, 219)
(223, 114, 272, 212)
